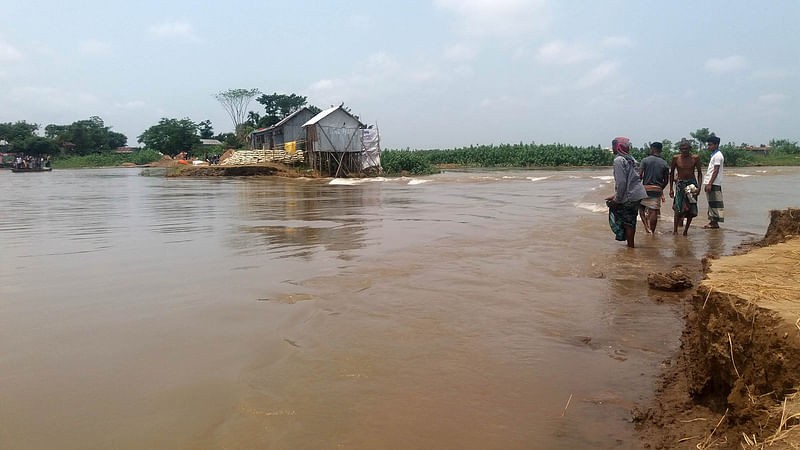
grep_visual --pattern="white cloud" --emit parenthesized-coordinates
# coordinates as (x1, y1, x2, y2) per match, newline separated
(538, 84, 562, 96)
(757, 93, 787, 105)
(537, 40, 593, 64)
(0, 40, 22, 63)
(536, 36, 631, 65)
(6, 86, 100, 114)
(310, 79, 335, 91)
(480, 95, 529, 110)
(148, 21, 199, 42)
(434, 0, 551, 37)
(444, 43, 478, 62)
(704, 55, 747, 73)
(114, 100, 146, 110)
(750, 68, 791, 80)
(79, 40, 112, 56)
(601, 36, 633, 48)
(576, 61, 619, 89)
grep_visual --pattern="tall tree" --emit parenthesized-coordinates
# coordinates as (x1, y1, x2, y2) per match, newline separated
(0, 121, 39, 145)
(198, 120, 214, 139)
(137, 118, 200, 155)
(215, 88, 261, 143)
(17, 136, 59, 156)
(253, 93, 320, 128)
(690, 128, 716, 150)
(44, 116, 128, 155)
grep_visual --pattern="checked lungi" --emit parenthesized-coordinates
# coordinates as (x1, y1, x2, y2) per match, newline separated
(706, 185, 724, 223)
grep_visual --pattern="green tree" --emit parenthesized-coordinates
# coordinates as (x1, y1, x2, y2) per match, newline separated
(137, 118, 200, 155)
(198, 120, 214, 139)
(44, 116, 127, 155)
(0, 121, 39, 146)
(661, 139, 673, 152)
(17, 136, 60, 156)
(215, 88, 261, 144)
(690, 128, 716, 150)
(253, 93, 321, 128)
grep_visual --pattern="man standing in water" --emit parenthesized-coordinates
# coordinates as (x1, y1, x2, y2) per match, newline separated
(605, 137, 647, 248)
(638, 142, 670, 234)
(669, 140, 703, 235)
(703, 136, 725, 228)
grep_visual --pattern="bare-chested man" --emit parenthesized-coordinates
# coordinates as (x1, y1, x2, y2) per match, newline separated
(668, 140, 703, 235)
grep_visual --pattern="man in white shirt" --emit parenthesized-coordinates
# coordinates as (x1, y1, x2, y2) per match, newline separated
(703, 136, 724, 229)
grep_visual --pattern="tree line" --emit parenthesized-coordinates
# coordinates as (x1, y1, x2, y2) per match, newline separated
(0, 91, 321, 160)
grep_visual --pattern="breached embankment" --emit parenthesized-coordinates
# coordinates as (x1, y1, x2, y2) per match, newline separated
(165, 163, 311, 178)
(637, 208, 800, 449)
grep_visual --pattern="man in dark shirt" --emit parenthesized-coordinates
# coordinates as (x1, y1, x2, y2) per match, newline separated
(638, 142, 670, 234)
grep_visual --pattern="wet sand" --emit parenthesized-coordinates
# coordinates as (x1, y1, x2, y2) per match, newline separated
(1, 167, 798, 449)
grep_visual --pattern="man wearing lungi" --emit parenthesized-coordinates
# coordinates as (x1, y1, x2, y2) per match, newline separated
(669, 140, 704, 236)
(703, 136, 725, 229)
(638, 142, 670, 234)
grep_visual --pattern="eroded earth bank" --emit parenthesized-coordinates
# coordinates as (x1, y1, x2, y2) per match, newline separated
(637, 208, 800, 449)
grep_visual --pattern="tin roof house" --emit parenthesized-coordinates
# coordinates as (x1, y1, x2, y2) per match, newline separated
(303, 105, 380, 177)
(248, 107, 316, 151)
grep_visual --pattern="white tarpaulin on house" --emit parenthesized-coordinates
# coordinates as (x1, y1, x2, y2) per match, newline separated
(361, 128, 381, 169)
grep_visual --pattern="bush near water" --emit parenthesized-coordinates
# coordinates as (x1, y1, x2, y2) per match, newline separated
(51, 150, 163, 169)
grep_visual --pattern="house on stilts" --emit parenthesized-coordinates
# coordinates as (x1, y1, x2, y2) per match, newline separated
(234, 104, 381, 176)
(302, 105, 381, 177)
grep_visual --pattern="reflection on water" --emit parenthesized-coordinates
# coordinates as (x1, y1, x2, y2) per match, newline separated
(0, 167, 798, 449)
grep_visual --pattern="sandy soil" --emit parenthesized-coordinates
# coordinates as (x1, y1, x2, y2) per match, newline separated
(636, 209, 800, 449)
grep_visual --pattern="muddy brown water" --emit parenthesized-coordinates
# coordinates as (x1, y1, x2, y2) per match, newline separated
(1, 166, 798, 449)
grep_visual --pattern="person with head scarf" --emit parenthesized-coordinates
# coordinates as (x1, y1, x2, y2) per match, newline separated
(605, 137, 648, 247)
(702, 136, 724, 229)
(669, 139, 704, 235)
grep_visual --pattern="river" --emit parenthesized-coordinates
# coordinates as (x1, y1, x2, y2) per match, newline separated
(1, 166, 798, 449)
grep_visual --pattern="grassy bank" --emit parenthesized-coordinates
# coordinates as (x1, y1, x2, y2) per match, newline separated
(51, 150, 162, 169)
(382, 142, 800, 175)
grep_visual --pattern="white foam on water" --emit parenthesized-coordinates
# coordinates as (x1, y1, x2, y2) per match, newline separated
(575, 202, 607, 213)
(757, 170, 767, 173)
(408, 179, 431, 185)
(591, 176, 614, 181)
(732, 173, 752, 177)
(328, 177, 388, 185)
(526, 176, 550, 182)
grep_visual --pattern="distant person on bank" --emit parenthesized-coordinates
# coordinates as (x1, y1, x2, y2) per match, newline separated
(703, 136, 725, 229)
(669, 140, 703, 235)
(605, 137, 648, 248)
(638, 142, 670, 234)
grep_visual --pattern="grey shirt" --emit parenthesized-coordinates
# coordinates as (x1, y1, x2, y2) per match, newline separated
(613, 156, 648, 203)
(639, 155, 670, 189)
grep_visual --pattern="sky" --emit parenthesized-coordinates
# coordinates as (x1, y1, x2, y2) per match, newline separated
(0, 0, 797, 149)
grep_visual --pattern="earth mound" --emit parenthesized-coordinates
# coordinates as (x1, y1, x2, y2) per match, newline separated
(637, 209, 800, 449)
(759, 208, 800, 246)
(647, 267, 693, 291)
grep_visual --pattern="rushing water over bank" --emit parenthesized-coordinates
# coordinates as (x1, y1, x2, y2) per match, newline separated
(1, 167, 798, 449)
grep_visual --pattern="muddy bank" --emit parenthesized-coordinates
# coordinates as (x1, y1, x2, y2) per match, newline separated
(637, 209, 800, 449)
(166, 163, 314, 178)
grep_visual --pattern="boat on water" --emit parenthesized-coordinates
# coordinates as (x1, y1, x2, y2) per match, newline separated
(11, 167, 52, 173)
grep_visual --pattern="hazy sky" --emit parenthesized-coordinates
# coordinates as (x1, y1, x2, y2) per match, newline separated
(0, 0, 797, 149)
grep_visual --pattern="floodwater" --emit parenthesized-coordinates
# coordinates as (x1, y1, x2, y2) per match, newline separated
(1, 166, 798, 449)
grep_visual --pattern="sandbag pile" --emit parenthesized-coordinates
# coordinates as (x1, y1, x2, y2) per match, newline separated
(221, 149, 305, 165)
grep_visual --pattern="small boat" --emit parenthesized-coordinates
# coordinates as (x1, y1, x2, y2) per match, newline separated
(11, 167, 52, 173)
